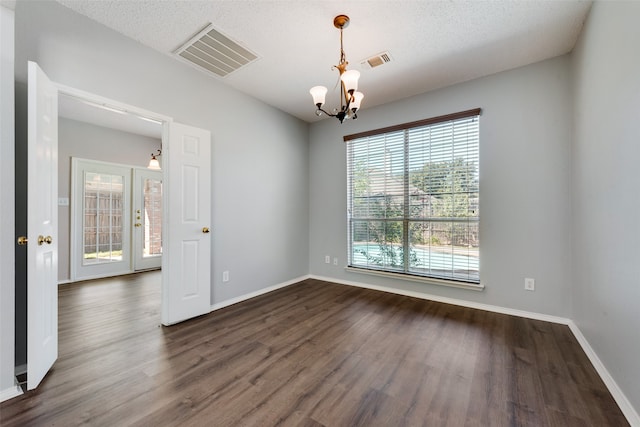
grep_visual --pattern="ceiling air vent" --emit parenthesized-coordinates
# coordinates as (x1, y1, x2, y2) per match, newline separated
(361, 51, 392, 69)
(174, 23, 259, 78)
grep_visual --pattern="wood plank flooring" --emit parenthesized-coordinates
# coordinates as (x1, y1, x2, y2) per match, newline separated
(0, 272, 629, 426)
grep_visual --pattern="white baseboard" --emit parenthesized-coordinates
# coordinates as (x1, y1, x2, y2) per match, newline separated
(309, 274, 570, 325)
(210, 274, 311, 312)
(0, 384, 23, 403)
(568, 321, 640, 426)
(309, 274, 639, 426)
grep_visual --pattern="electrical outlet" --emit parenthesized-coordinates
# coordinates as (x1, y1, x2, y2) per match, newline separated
(333, 257, 338, 266)
(223, 271, 229, 282)
(325, 255, 331, 264)
(525, 278, 535, 291)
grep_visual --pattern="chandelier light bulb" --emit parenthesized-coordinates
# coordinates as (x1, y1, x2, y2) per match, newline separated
(351, 91, 364, 110)
(340, 70, 360, 93)
(309, 86, 328, 107)
(148, 156, 160, 170)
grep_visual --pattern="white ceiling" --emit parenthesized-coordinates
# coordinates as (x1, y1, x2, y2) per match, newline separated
(55, 0, 592, 124)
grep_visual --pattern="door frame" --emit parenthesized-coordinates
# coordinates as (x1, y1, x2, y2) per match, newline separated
(58, 85, 171, 286)
(55, 83, 213, 326)
(55, 84, 214, 328)
(56, 88, 175, 269)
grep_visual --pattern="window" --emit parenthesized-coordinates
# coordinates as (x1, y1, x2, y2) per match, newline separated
(83, 172, 125, 264)
(346, 109, 481, 285)
(142, 177, 163, 258)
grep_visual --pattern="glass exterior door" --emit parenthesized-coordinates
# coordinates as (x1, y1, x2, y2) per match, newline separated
(133, 169, 162, 270)
(72, 159, 131, 280)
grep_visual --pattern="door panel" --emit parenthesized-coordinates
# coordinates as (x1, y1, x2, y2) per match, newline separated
(162, 123, 211, 325)
(27, 61, 58, 390)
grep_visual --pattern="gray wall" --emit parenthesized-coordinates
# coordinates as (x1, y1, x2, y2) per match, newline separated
(57, 117, 161, 282)
(0, 4, 16, 398)
(14, 0, 309, 304)
(309, 55, 573, 317)
(572, 1, 640, 413)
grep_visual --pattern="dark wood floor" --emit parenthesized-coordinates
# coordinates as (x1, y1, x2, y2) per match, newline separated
(0, 272, 628, 426)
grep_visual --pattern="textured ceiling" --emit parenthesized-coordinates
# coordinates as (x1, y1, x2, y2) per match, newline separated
(55, 0, 592, 123)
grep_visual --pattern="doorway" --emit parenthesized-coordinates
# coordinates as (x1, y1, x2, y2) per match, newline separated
(58, 91, 164, 283)
(22, 62, 213, 390)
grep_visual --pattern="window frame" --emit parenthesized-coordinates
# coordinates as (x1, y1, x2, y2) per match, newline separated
(345, 108, 482, 290)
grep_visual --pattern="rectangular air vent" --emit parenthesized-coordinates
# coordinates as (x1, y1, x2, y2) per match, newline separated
(174, 23, 259, 78)
(361, 51, 392, 69)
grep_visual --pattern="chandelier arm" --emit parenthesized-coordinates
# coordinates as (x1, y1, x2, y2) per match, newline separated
(316, 107, 337, 117)
(343, 88, 354, 111)
(341, 82, 351, 109)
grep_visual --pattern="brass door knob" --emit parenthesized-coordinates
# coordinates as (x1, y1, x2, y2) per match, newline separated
(17, 236, 28, 246)
(38, 235, 53, 245)
(202, 227, 210, 234)
(134, 223, 142, 227)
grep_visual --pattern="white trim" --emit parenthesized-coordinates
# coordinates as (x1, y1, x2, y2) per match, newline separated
(210, 275, 311, 312)
(0, 385, 23, 403)
(55, 83, 172, 124)
(313, 274, 569, 324)
(568, 321, 640, 427)
(66, 271, 137, 284)
(345, 266, 485, 291)
(57, 279, 72, 285)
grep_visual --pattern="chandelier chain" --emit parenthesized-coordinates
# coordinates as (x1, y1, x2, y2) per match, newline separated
(340, 28, 346, 66)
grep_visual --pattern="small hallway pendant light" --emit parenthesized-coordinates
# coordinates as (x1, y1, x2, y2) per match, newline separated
(148, 149, 161, 170)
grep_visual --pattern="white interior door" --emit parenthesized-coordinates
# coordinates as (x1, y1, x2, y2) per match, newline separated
(161, 123, 211, 325)
(27, 61, 58, 390)
(133, 168, 162, 271)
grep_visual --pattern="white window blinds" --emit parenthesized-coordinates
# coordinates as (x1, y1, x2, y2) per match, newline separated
(346, 109, 480, 284)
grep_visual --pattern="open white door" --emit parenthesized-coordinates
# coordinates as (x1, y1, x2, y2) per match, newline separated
(161, 123, 211, 325)
(26, 61, 58, 390)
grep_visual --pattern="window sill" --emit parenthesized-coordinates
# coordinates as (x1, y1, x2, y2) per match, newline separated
(344, 266, 485, 291)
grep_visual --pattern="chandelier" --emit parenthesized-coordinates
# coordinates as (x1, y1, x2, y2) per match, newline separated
(309, 15, 364, 123)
